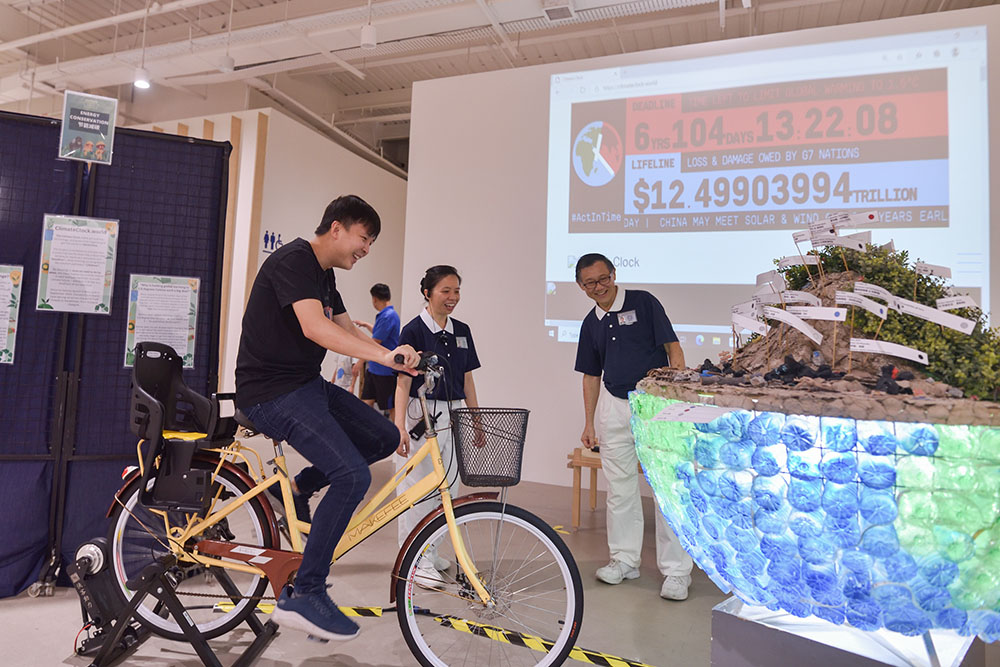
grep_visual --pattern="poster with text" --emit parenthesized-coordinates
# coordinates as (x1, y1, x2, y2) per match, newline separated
(125, 275, 199, 368)
(59, 91, 117, 165)
(0, 265, 23, 364)
(37, 215, 119, 314)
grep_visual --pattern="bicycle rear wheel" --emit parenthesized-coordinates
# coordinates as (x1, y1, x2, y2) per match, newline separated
(396, 501, 583, 667)
(106, 458, 276, 641)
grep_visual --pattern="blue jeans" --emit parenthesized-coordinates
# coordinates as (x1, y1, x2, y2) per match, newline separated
(246, 377, 399, 594)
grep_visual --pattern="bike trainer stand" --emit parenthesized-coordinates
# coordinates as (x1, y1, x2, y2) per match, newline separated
(86, 554, 278, 667)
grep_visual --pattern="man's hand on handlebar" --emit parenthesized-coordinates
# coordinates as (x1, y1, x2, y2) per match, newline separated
(386, 345, 420, 375)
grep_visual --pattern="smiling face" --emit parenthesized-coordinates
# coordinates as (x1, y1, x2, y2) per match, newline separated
(319, 219, 374, 270)
(83, 140, 94, 153)
(425, 275, 461, 320)
(577, 261, 616, 309)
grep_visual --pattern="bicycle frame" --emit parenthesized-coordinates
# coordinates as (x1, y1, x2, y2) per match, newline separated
(138, 384, 494, 607)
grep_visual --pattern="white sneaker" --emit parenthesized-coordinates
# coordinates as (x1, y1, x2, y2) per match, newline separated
(426, 546, 451, 572)
(414, 559, 447, 590)
(660, 575, 691, 601)
(595, 559, 640, 585)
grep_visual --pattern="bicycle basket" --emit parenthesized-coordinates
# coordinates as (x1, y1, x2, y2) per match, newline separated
(450, 408, 529, 487)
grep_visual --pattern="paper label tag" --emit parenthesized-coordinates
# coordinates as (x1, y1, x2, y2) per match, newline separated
(850, 338, 928, 365)
(653, 402, 734, 423)
(753, 282, 783, 297)
(829, 211, 879, 228)
(896, 297, 975, 334)
(762, 306, 823, 345)
(880, 240, 895, 252)
(852, 282, 899, 311)
(231, 546, 266, 556)
(732, 313, 769, 335)
(753, 292, 786, 306)
(936, 295, 978, 311)
(249, 555, 273, 564)
(835, 291, 888, 320)
(731, 300, 758, 317)
(809, 219, 838, 246)
(792, 230, 812, 244)
(756, 269, 783, 286)
(782, 291, 821, 306)
(786, 306, 848, 322)
(914, 261, 952, 279)
(777, 255, 820, 269)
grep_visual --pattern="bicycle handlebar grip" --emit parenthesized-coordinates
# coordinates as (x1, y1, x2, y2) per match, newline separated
(394, 354, 405, 364)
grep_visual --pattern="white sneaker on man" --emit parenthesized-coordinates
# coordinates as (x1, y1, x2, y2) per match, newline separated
(414, 558, 447, 589)
(425, 546, 451, 572)
(595, 559, 640, 585)
(660, 574, 691, 601)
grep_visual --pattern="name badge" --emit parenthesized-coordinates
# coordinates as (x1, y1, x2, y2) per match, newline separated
(617, 310, 638, 326)
(456, 336, 468, 349)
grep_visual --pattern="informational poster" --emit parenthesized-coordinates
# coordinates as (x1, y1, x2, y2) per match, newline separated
(36, 215, 118, 314)
(0, 265, 23, 364)
(59, 91, 117, 165)
(125, 275, 199, 368)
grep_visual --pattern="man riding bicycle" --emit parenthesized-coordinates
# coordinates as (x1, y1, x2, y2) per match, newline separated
(235, 195, 418, 641)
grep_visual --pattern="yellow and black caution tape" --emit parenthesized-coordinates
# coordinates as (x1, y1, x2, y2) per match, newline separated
(213, 601, 382, 617)
(433, 615, 657, 667)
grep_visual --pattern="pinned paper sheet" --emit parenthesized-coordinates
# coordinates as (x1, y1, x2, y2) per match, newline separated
(835, 291, 888, 320)
(652, 402, 734, 423)
(936, 295, 979, 311)
(732, 313, 769, 335)
(914, 261, 952, 279)
(782, 291, 821, 306)
(777, 255, 820, 269)
(792, 230, 811, 244)
(851, 338, 928, 365)
(828, 211, 879, 229)
(852, 282, 899, 311)
(896, 297, 975, 335)
(829, 231, 872, 252)
(786, 306, 848, 322)
(763, 306, 823, 345)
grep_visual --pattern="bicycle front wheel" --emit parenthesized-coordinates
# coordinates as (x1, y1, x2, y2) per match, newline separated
(396, 501, 583, 667)
(106, 458, 276, 641)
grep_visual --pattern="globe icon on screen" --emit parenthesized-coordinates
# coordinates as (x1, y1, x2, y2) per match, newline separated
(572, 121, 622, 187)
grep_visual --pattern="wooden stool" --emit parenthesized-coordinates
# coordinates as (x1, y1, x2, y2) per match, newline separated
(566, 447, 602, 530)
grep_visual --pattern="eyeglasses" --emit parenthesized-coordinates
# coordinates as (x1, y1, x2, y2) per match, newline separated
(581, 274, 613, 291)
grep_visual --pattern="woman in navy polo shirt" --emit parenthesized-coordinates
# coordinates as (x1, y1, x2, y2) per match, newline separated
(393, 265, 480, 580)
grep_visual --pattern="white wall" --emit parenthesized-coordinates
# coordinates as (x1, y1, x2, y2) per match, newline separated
(403, 7, 1000, 488)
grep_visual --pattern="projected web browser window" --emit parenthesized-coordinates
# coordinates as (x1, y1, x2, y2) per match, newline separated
(545, 27, 989, 351)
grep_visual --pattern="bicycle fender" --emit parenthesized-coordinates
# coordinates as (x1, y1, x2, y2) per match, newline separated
(107, 453, 281, 547)
(389, 492, 499, 603)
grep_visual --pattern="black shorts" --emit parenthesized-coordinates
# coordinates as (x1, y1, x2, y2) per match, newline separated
(361, 369, 396, 410)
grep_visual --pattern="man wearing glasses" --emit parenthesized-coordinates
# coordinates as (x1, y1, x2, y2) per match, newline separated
(573, 253, 693, 601)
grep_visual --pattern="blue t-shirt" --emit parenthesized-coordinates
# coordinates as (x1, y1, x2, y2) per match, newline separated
(398, 311, 480, 400)
(574, 289, 678, 399)
(367, 304, 400, 376)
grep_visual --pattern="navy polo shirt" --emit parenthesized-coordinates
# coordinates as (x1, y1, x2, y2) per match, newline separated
(398, 310, 480, 400)
(367, 304, 400, 376)
(574, 288, 678, 399)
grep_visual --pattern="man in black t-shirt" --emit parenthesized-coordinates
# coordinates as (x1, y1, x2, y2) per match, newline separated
(235, 195, 418, 642)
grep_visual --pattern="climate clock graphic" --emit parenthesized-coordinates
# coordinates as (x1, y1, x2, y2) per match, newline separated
(572, 121, 622, 187)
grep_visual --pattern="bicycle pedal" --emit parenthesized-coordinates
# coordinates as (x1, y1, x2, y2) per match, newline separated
(306, 635, 330, 644)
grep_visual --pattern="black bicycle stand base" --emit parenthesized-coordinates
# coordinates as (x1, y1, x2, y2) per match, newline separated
(88, 555, 278, 667)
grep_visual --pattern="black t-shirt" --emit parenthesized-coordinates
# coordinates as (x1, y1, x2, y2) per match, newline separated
(235, 238, 346, 408)
(574, 289, 678, 399)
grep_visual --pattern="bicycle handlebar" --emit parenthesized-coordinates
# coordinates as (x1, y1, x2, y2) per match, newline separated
(394, 351, 441, 373)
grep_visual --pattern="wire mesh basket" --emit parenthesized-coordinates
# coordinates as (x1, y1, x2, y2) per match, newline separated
(450, 408, 529, 487)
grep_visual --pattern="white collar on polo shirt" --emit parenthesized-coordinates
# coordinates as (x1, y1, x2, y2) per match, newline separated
(594, 286, 626, 320)
(420, 308, 454, 334)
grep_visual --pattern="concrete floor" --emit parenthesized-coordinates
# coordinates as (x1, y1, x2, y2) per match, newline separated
(2, 446, 995, 666)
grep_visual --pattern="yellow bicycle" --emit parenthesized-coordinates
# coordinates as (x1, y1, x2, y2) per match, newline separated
(106, 342, 583, 666)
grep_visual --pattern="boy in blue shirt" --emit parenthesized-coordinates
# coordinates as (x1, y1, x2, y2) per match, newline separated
(354, 283, 400, 420)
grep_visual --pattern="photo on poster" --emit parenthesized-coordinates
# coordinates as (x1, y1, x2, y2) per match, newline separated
(36, 215, 119, 314)
(124, 275, 199, 369)
(0, 265, 24, 364)
(59, 91, 117, 165)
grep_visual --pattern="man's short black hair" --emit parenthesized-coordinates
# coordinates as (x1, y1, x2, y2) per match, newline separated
(370, 283, 391, 301)
(315, 195, 381, 238)
(575, 253, 614, 282)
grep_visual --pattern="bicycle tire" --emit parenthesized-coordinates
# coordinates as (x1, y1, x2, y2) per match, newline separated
(106, 458, 276, 641)
(396, 501, 583, 667)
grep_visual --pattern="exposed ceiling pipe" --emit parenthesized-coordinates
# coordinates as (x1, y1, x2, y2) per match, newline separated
(473, 0, 519, 60)
(245, 76, 407, 179)
(0, 0, 222, 56)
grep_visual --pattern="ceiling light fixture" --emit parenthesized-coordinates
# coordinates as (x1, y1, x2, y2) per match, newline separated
(134, 3, 150, 88)
(360, 0, 376, 50)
